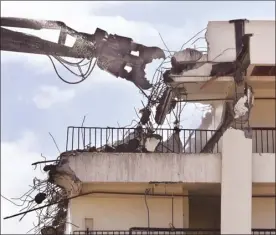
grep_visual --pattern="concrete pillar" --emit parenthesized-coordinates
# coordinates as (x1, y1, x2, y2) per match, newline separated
(221, 128, 252, 234)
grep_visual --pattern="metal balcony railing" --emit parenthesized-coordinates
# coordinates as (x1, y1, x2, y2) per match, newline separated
(73, 229, 220, 235)
(73, 229, 276, 235)
(65, 126, 221, 153)
(252, 229, 276, 235)
(252, 127, 276, 153)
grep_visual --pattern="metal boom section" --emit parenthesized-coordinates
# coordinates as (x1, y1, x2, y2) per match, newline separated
(1, 17, 165, 89)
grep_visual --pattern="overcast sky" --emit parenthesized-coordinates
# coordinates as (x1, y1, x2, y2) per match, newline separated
(1, 1, 275, 234)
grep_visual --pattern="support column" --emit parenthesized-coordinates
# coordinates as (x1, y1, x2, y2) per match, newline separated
(221, 128, 252, 234)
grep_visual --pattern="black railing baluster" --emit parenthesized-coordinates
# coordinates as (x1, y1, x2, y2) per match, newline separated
(66, 127, 69, 151)
(267, 129, 269, 153)
(179, 130, 181, 153)
(100, 128, 102, 147)
(83, 128, 86, 149)
(162, 129, 164, 152)
(170, 130, 172, 152)
(254, 129, 257, 153)
(195, 130, 197, 153)
(261, 130, 263, 153)
(183, 130, 186, 153)
(200, 130, 202, 152)
(272, 129, 275, 153)
(216, 131, 219, 153)
(205, 131, 208, 152)
(89, 128, 91, 148)
(106, 128, 108, 146)
(77, 128, 80, 149)
(111, 128, 114, 146)
(95, 128, 97, 148)
(71, 127, 74, 150)
(189, 130, 192, 153)
(117, 128, 119, 146)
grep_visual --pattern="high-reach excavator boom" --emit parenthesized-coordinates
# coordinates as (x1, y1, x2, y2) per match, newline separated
(1, 17, 165, 89)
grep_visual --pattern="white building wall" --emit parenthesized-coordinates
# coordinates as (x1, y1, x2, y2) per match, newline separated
(206, 20, 275, 65)
(253, 154, 276, 183)
(246, 21, 275, 65)
(70, 195, 189, 231)
(67, 187, 275, 232)
(206, 21, 236, 62)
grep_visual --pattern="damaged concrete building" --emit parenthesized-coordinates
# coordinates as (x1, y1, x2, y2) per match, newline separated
(58, 20, 275, 235)
(1, 18, 275, 235)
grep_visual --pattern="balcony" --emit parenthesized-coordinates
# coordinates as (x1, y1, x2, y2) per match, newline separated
(73, 229, 276, 235)
(65, 126, 275, 154)
(65, 126, 222, 154)
(61, 127, 275, 184)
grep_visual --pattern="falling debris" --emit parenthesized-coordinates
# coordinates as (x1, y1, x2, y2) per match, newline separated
(234, 85, 254, 119)
(171, 48, 205, 73)
(234, 96, 248, 119)
(34, 193, 47, 204)
(139, 107, 151, 125)
(144, 134, 162, 152)
(155, 87, 175, 125)
(186, 110, 214, 153)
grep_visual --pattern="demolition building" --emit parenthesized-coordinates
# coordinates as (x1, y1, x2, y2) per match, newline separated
(1, 18, 275, 235)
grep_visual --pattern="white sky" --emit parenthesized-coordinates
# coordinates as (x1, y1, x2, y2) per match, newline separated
(1, 1, 275, 234)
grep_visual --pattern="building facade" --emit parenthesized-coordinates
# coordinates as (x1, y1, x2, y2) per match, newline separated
(61, 20, 275, 235)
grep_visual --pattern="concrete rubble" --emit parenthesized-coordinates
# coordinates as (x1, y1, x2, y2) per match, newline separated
(44, 159, 82, 197)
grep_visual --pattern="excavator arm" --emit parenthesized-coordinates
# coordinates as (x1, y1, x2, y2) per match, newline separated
(1, 17, 165, 89)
